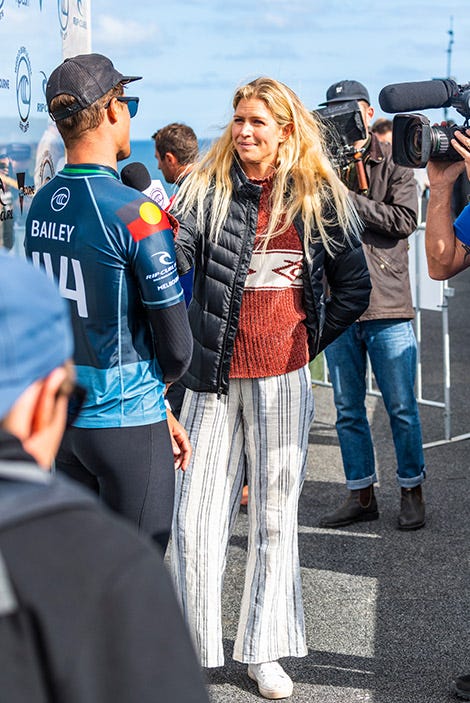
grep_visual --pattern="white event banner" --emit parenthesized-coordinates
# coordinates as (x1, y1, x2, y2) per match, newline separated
(0, 0, 91, 251)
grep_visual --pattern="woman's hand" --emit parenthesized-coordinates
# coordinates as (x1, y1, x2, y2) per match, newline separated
(166, 409, 192, 471)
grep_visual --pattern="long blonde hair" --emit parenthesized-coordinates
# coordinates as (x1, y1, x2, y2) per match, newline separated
(173, 77, 361, 255)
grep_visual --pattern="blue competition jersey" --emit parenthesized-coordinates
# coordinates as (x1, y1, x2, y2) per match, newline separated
(25, 164, 184, 428)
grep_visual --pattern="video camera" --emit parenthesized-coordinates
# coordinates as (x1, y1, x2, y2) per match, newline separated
(314, 100, 367, 171)
(378, 79, 470, 168)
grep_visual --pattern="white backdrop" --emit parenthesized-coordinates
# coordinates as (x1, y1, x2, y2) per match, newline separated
(0, 0, 91, 252)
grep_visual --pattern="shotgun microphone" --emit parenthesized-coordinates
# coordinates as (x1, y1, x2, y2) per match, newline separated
(379, 79, 458, 113)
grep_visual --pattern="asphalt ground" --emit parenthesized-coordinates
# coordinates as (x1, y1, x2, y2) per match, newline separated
(192, 267, 470, 702)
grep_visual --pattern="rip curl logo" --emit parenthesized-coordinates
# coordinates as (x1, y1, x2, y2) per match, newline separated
(0, 177, 7, 207)
(37, 70, 48, 113)
(58, 0, 69, 33)
(73, 0, 87, 28)
(146, 251, 177, 283)
(51, 186, 70, 211)
(15, 47, 32, 132)
(152, 251, 173, 265)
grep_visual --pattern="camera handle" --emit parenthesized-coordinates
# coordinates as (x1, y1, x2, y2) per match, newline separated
(353, 149, 369, 194)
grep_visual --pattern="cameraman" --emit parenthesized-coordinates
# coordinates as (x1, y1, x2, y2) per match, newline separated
(425, 128, 470, 280)
(426, 132, 470, 701)
(318, 80, 426, 531)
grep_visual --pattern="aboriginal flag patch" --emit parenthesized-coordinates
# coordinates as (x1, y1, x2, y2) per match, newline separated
(118, 200, 172, 242)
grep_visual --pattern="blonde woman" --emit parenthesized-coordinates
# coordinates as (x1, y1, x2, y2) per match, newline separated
(171, 77, 371, 699)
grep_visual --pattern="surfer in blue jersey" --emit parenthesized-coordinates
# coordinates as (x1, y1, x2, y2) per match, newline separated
(24, 53, 193, 553)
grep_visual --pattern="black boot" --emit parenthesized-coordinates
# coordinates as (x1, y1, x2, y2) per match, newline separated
(398, 485, 425, 530)
(319, 485, 379, 528)
(453, 673, 470, 700)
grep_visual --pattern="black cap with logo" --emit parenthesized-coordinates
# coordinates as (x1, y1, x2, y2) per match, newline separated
(46, 53, 142, 122)
(320, 80, 370, 106)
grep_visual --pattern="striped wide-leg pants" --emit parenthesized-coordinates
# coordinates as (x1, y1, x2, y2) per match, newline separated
(171, 365, 314, 668)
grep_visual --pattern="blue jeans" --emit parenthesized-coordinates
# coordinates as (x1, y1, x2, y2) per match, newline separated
(324, 320, 426, 490)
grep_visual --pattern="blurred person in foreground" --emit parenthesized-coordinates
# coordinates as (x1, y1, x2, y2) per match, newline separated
(318, 80, 426, 532)
(24, 54, 193, 553)
(171, 76, 371, 699)
(0, 251, 209, 703)
(424, 127, 470, 702)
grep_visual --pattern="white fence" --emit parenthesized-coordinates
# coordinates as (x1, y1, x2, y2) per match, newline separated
(314, 222, 465, 448)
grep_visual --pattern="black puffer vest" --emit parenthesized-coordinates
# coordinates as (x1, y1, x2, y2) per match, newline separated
(175, 161, 371, 395)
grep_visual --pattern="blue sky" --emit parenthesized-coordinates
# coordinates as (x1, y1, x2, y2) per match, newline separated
(93, 0, 470, 141)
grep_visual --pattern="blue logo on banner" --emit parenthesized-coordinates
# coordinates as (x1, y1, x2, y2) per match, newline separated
(15, 47, 32, 131)
(40, 70, 47, 96)
(73, 0, 87, 28)
(58, 0, 69, 32)
(37, 70, 48, 113)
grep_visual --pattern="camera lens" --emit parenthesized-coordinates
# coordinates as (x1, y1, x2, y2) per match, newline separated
(392, 114, 432, 168)
(430, 127, 451, 157)
(404, 121, 423, 165)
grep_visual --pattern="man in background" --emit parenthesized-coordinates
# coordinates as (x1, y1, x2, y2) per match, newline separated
(152, 122, 199, 417)
(318, 80, 426, 531)
(0, 251, 209, 703)
(371, 117, 393, 144)
(152, 122, 198, 307)
(152, 122, 198, 189)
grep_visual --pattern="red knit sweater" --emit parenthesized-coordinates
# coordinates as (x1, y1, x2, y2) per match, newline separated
(229, 177, 309, 379)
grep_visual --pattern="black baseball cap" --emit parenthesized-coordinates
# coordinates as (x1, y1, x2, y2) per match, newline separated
(320, 80, 370, 106)
(47, 53, 142, 122)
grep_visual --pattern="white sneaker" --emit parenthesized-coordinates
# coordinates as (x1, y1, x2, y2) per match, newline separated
(247, 661, 294, 699)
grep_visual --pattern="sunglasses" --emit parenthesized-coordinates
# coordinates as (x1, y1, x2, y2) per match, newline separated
(114, 96, 139, 118)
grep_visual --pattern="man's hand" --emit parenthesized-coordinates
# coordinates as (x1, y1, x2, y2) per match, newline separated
(427, 128, 469, 188)
(451, 129, 470, 181)
(425, 128, 470, 280)
(166, 409, 191, 471)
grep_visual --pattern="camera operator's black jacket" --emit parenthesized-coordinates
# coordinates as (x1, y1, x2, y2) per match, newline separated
(347, 132, 418, 321)
(174, 160, 371, 395)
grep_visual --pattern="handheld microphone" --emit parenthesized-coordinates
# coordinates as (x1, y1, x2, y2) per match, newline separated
(121, 161, 152, 191)
(379, 79, 458, 113)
